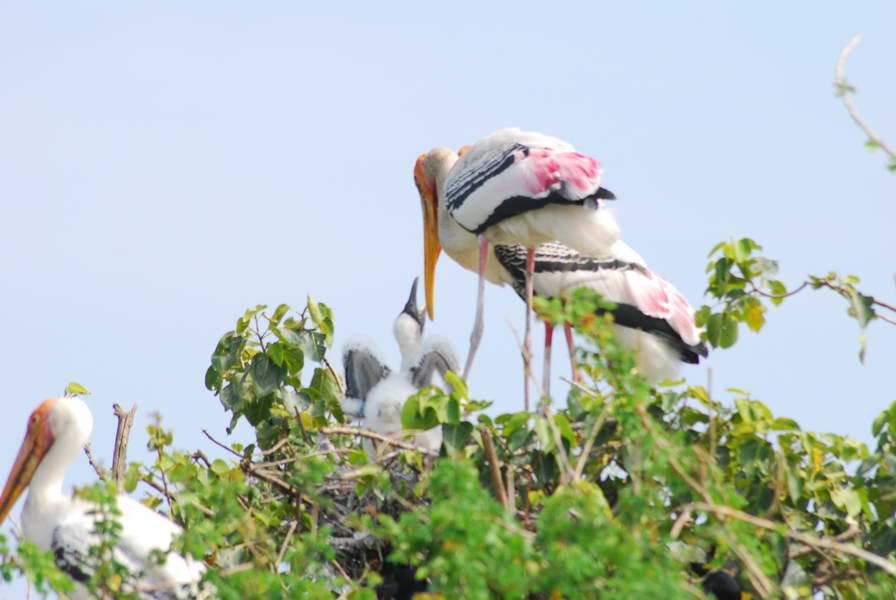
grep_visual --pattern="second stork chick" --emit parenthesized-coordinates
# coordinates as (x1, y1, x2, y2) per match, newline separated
(342, 278, 459, 453)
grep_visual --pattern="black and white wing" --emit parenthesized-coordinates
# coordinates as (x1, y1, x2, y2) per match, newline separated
(444, 128, 613, 235)
(51, 496, 208, 599)
(493, 241, 707, 364)
(411, 337, 461, 390)
(342, 339, 391, 417)
(51, 521, 93, 584)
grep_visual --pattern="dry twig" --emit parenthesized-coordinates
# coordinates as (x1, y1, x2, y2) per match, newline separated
(320, 426, 438, 456)
(479, 427, 510, 510)
(835, 34, 895, 160)
(112, 403, 138, 489)
(84, 443, 109, 480)
(681, 502, 896, 578)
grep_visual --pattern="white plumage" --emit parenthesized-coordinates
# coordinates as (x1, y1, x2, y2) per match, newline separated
(444, 128, 620, 256)
(416, 129, 621, 399)
(342, 279, 459, 453)
(493, 242, 707, 383)
(0, 396, 207, 599)
(415, 145, 706, 387)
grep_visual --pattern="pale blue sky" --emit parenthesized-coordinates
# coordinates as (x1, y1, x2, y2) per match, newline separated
(1, 2, 894, 595)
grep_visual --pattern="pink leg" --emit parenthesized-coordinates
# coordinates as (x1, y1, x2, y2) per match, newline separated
(564, 322, 581, 382)
(542, 321, 554, 399)
(522, 248, 536, 412)
(462, 237, 489, 381)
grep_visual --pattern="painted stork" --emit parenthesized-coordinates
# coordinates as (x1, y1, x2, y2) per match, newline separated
(342, 278, 460, 453)
(414, 128, 619, 406)
(0, 396, 208, 599)
(492, 242, 707, 385)
(414, 148, 706, 395)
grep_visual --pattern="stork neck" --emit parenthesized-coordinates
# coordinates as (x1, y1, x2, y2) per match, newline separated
(28, 407, 90, 506)
(393, 314, 423, 373)
(27, 397, 93, 504)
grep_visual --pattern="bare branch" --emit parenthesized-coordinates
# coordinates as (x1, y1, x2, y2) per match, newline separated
(111, 403, 138, 490)
(202, 429, 243, 458)
(683, 501, 896, 577)
(835, 34, 895, 160)
(84, 443, 109, 481)
(480, 427, 510, 510)
(319, 426, 438, 456)
(275, 521, 298, 566)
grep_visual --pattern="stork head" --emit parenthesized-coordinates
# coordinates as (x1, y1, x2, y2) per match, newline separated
(0, 396, 93, 524)
(394, 277, 424, 357)
(0, 398, 59, 523)
(413, 147, 460, 320)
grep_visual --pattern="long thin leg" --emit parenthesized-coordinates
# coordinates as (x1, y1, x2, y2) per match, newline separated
(462, 237, 489, 381)
(522, 247, 536, 412)
(542, 321, 554, 399)
(564, 322, 581, 382)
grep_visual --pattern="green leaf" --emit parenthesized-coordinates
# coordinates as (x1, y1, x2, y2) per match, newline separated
(858, 333, 867, 363)
(64, 382, 91, 396)
(267, 342, 304, 375)
(847, 291, 875, 329)
(694, 305, 711, 327)
(734, 238, 753, 263)
(768, 280, 788, 306)
(271, 304, 290, 324)
(236, 304, 266, 335)
(250, 353, 285, 398)
(770, 418, 800, 431)
(401, 394, 439, 430)
(719, 313, 739, 348)
(786, 470, 803, 503)
(442, 422, 473, 453)
(309, 367, 343, 413)
(123, 464, 141, 493)
(298, 330, 327, 363)
(744, 299, 766, 332)
(444, 371, 468, 400)
(706, 313, 722, 347)
(706, 241, 727, 258)
(307, 296, 335, 348)
(553, 412, 575, 446)
(211, 333, 245, 372)
(831, 487, 862, 517)
(534, 417, 555, 453)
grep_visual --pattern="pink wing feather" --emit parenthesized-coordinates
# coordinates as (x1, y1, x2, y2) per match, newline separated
(624, 269, 702, 346)
(517, 147, 603, 200)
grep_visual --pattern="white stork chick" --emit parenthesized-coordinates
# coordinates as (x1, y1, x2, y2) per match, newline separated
(415, 129, 619, 407)
(342, 278, 459, 454)
(0, 396, 208, 599)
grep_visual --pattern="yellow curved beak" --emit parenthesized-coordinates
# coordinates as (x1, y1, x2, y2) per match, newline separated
(414, 154, 442, 320)
(0, 400, 56, 523)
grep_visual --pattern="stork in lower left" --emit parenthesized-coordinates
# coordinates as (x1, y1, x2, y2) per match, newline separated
(0, 396, 208, 599)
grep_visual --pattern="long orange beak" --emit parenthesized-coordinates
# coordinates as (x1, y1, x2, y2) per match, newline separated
(0, 399, 56, 523)
(414, 154, 442, 320)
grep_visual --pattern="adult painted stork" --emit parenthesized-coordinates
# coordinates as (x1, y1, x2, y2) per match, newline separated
(414, 148, 706, 395)
(0, 396, 208, 599)
(414, 128, 619, 406)
(342, 278, 459, 453)
(492, 241, 707, 385)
